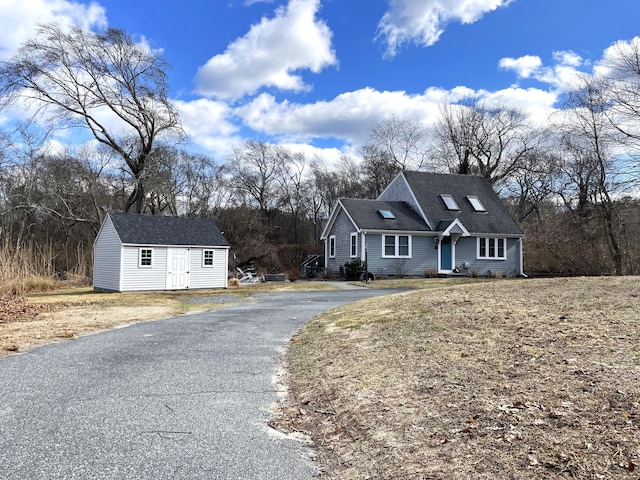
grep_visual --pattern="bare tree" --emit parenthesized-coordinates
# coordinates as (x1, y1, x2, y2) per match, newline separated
(227, 140, 284, 213)
(433, 100, 537, 185)
(560, 75, 627, 275)
(276, 150, 306, 243)
(600, 38, 640, 154)
(0, 24, 183, 213)
(360, 144, 399, 198)
(366, 114, 430, 171)
(503, 147, 562, 223)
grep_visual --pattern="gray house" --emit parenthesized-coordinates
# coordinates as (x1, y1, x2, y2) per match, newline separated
(93, 212, 230, 292)
(321, 171, 525, 278)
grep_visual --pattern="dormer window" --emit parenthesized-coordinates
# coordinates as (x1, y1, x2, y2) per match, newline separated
(440, 194, 459, 211)
(378, 210, 396, 219)
(467, 195, 486, 212)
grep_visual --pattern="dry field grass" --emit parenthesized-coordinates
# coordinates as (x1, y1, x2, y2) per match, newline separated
(0, 280, 337, 357)
(280, 277, 640, 479)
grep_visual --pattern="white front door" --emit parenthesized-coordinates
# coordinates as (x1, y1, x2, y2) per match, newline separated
(166, 248, 190, 289)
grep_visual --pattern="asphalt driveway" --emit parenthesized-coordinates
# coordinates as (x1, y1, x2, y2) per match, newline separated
(0, 287, 399, 479)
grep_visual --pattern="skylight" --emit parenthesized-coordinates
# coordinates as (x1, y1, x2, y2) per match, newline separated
(440, 194, 459, 211)
(378, 209, 396, 219)
(467, 195, 486, 212)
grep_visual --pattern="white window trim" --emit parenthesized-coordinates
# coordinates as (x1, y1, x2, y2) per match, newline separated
(139, 248, 153, 268)
(203, 249, 215, 267)
(350, 233, 358, 258)
(477, 237, 507, 260)
(382, 234, 412, 258)
(329, 235, 336, 258)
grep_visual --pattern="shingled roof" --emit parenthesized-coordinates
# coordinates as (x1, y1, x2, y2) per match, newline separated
(108, 212, 229, 246)
(339, 199, 428, 232)
(400, 171, 524, 236)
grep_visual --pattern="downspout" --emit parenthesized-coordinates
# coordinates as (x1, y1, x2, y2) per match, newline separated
(519, 238, 528, 278)
(323, 239, 328, 270)
(362, 232, 370, 282)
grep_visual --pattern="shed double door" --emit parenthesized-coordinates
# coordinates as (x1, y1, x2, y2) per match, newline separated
(166, 248, 190, 289)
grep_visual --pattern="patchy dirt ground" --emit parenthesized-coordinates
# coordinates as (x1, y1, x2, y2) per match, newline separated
(277, 277, 640, 479)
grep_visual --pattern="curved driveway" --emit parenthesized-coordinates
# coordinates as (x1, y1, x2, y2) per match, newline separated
(0, 288, 398, 479)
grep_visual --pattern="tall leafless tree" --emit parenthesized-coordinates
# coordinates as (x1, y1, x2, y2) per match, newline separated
(227, 139, 285, 213)
(0, 24, 183, 213)
(433, 99, 538, 185)
(366, 114, 430, 171)
(561, 75, 627, 275)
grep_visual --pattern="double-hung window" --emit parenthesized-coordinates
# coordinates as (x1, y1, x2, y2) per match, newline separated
(203, 249, 215, 267)
(329, 235, 336, 258)
(350, 233, 358, 257)
(477, 238, 506, 260)
(382, 235, 411, 258)
(139, 248, 153, 267)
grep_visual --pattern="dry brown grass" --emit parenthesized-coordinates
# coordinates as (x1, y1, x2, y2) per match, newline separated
(0, 240, 90, 296)
(280, 277, 640, 479)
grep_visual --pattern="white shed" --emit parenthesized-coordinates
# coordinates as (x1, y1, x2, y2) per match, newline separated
(93, 212, 230, 292)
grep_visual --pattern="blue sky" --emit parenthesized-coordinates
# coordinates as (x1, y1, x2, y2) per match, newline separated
(2, 0, 640, 164)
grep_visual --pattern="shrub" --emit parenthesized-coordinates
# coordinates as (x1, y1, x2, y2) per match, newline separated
(425, 268, 437, 278)
(286, 267, 300, 282)
(344, 258, 367, 281)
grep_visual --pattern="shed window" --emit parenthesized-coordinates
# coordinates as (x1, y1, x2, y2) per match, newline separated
(478, 238, 506, 260)
(467, 196, 486, 212)
(203, 249, 215, 267)
(440, 194, 460, 210)
(350, 233, 358, 257)
(382, 235, 411, 258)
(329, 235, 336, 258)
(139, 248, 153, 267)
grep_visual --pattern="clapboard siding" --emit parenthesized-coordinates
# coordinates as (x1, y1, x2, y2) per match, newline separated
(454, 237, 521, 276)
(365, 234, 436, 277)
(120, 246, 168, 291)
(93, 216, 122, 292)
(189, 247, 229, 289)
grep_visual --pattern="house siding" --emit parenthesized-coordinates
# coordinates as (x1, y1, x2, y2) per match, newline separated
(454, 237, 521, 276)
(189, 247, 229, 289)
(326, 208, 358, 276)
(93, 216, 122, 292)
(120, 245, 168, 291)
(365, 234, 437, 277)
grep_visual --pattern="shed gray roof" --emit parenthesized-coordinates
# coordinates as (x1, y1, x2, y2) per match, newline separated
(108, 212, 229, 246)
(401, 171, 524, 235)
(339, 199, 428, 232)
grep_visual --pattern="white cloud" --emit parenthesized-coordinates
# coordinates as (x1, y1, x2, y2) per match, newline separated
(194, 0, 336, 100)
(480, 87, 558, 126)
(553, 50, 583, 67)
(233, 87, 447, 146)
(0, 0, 107, 59)
(594, 37, 640, 80)
(165, 83, 559, 162)
(377, 0, 513, 58)
(498, 51, 584, 91)
(174, 98, 242, 159)
(278, 142, 347, 167)
(498, 55, 543, 78)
